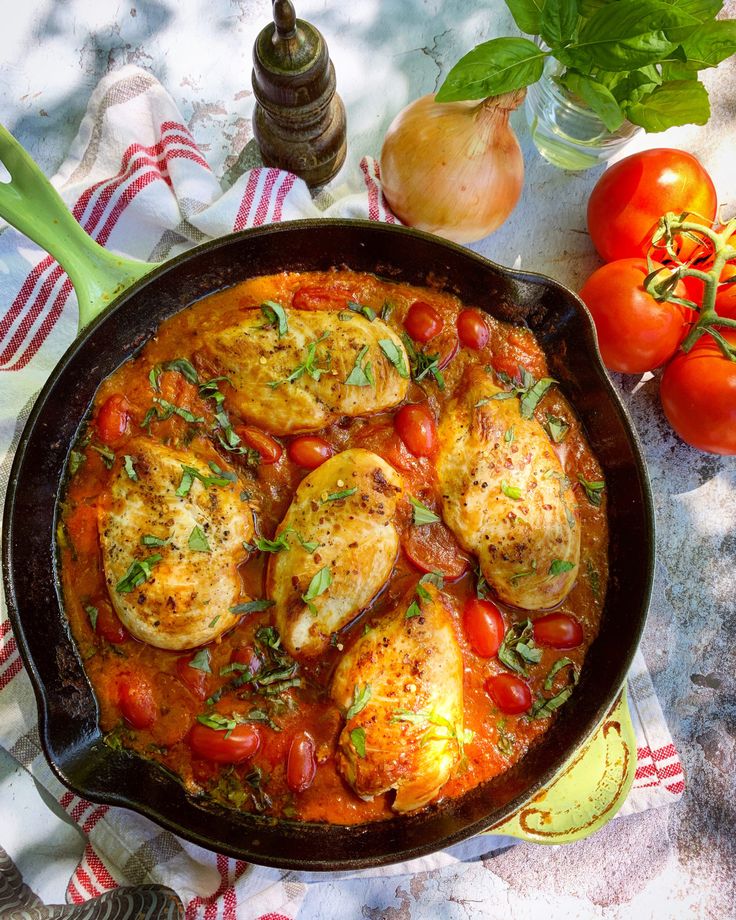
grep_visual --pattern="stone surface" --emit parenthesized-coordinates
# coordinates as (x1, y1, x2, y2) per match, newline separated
(1, 0, 735, 916)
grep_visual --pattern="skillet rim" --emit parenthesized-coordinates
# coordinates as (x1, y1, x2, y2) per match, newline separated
(1, 218, 655, 869)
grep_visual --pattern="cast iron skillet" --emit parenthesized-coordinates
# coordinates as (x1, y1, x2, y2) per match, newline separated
(0, 178, 654, 871)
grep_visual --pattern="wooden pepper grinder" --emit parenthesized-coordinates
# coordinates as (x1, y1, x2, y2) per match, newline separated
(252, 0, 347, 187)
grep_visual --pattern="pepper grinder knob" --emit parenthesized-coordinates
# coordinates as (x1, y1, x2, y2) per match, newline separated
(251, 0, 347, 188)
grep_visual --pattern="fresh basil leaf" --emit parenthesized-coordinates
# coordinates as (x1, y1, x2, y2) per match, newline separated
(229, 598, 275, 614)
(350, 726, 367, 758)
(498, 619, 542, 676)
(541, 0, 580, 47)
(436, 37, 547, 102)
(610, 65, 662, 105)
(549, 558, 575, 576)
(378, 339, 410, 378)
(506, 0, 545, 34)
(302, 566, 332, 612)
(189, 648, 211, 673)
(576, 0, 613, 16)
(626, 79, 710, 130)
(188, 525, 211, 553)
(659, 0, 724, 43)
(345, 345, 375, 387)
(197, 713, 237, 735)
(675, 19, 736, 69)
(409, 496, 441, 526)
(115, 554, 163, 594)
(346, 683, 372, 720)
(519, 377, 556, 418)
(405, 600, 422, 619)
(577, 474, 606, 506)
(260, 300, 288, 337)
(560, 71, 625, 130)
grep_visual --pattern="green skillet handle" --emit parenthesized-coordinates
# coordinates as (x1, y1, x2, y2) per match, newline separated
(0, 124, 157, 330)
(484, 687, 637, 845)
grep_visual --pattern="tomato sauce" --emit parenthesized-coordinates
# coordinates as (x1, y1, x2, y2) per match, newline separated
(58, 270, 608, 825)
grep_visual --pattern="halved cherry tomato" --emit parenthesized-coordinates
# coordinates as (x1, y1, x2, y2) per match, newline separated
(533, 613, 584, 650)
(286, 731, 317, 793)
(403, 521, 468, 581)
(189, 722, 261, 764)
(287, 435, 334, 469)
(457, 309, 490, 350)
(463, 598, 505, 657)
(394, 404, 437, 457)
(404, 301, 444, 342)
(176, 654, 210, 700)
(485, 673, 532, 715)
(95, 599, 129, 644)
(118, 672, 157, 729)
(231, 644, 262, 674)
(292, 285, 354, 311)
(236, 425, 283, 464)
(96, 394, 131, 445)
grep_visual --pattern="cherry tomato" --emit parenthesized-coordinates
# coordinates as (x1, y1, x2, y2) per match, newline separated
(533, 613, 584, 650)
(353, 421, 421, 474)
(587, 149, 717, 263)
(95, 599, 128, 644)
(463, 598, 505, 657)
(660, 327, 736, 455)
(117, 673, 157, 729)
(403, 521, 468, 581)
(394, 404, 437, 457)
(65, 502, 99, 557)
(231, 644, 262, 675)
(292, 285, 354, 311)
(485, 673, 532, 715)
(286, 731, 317, 793)
(96, 394, 131, 445)
(457, 309, 490, 350)
(189, 722, 262, 763)
(579, 258, 693, 374)
(404, 301, 444, 342)
(176, 654, 210, 700)
(287, 435, 334, 469)
(236, 425, 282, 464)
(683, 262, 736, 320)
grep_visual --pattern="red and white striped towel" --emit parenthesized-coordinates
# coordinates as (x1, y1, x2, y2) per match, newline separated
(0, 65, 683, 918)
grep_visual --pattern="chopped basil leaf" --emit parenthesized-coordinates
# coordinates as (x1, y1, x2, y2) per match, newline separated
(415, 583, 432, 603)
(544, 657, 575, 692)
(405, 600, 422, 619)
(519, 377, 556, 419)
(255, 531, 292, 553)
(85, 605, 99, 630)
(585, 559, 601, 599)
(295, 531, 319, 553)
(197, 712, 237, 736)
(90, 443, 115, 469)
(473, 562, 489, 600)
(474, 397, 491, 407)
(323, 487, 357, 502)
(496, 726, 515, 756)
(208, 461, 238, 482)
(230, 599, 275, 615)
(188, 525, 211, 553)
(549, 559, 575, 576)
(504, 426, 515, 443)
(510, 560, 537, 585)
(260, 300, 288, 337)
(302, 566, 332, 613)
(160, 357, 200, 386)
(401, 333, 445, 389)
(268, 331, 331, 388)
(154, 397, 204, 425)
(123, 454, 138, 481)
(140, 533, 170, 547)
(350, 726, 367, 758)
(498, 619, 541, 676)
(378, 338, 410, 378)
(380, 300, 394, 322)
(209, 615, 220, 629)
(347, 300, 377, 322)
(546, 414, 570, 443)
(176, 463, 231, 497)
(531, 675, 578, 720)
(490, 391, 517, 401)
(189, 648, 212, 673)
(345, 345, 375, 387)
(420, 571, 445, 590)
(245, 707, 282, 732)
(149, 365, 162, 390)
(198, 376, 230, 404)
(69, 450, 86, 476)
(115, 554, 163, 594)
(501, 481, 523, 500)
(578, 474, 606, 507)
(346, 683, 372, 720)
(409, 496, 441, 526)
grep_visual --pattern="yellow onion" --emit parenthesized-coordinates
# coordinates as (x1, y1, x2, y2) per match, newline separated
(380, 90, 525, 243)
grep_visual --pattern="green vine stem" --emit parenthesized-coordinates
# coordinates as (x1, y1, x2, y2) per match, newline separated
(645, 213, 736, 362)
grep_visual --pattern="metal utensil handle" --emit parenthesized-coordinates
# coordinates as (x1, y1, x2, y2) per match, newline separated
(0, 124, 156, 330)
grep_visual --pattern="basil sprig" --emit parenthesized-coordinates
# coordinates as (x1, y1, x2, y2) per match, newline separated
(436, 0, 736, 133)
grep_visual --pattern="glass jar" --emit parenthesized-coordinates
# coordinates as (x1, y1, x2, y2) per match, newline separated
(525, 58, 641, 170)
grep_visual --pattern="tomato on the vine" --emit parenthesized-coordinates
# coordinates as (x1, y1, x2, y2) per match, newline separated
(660, 327, 736, 455)
(579, 258, 693, 374)
(587, 149, 717, 263)
(683, 262, 736, 321)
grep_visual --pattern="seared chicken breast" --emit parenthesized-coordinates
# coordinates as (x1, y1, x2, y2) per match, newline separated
(99, 438, 253, 649)
(267, 448, 402, 657)
(201, 309, 409, 435)
(436, 367, 580, 609)
(331, 584, 464, 812)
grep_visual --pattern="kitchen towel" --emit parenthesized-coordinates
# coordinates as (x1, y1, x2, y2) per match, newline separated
(0, 65, 685, 919)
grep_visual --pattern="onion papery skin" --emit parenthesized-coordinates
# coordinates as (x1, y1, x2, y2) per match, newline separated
(380, 92, 525, 244)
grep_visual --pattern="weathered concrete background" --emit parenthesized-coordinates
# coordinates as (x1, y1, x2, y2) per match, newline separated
(0, 0, 734, 915)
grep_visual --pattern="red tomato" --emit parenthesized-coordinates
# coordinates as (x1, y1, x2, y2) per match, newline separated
(457, 309, 490, 350)
(683, 262, 736, 320)
(292, 285, 354, 311)
(394, 404, 437, 457)
(353, 421, 421, 474)
(286, 731, 317, 793)
(463, 598, 505, 657)
(189, 722, 261, 763)
(118, 673, 157, 729)
(176, 654, 210, 700)
(65, 503, 99, 557)
(403, 521, 468, 581)
(485, 673, 532, 715)
(236, 426, 282, 464)
(404, 301, 444, 342)
(95, 600, 128, 644)
(231, 645, 262, 675)
(579, 259, 693, 374)
(287, 435, 334, 469)
(96, 394, 131, 445)
(533, 613, 584, 650)
(660, 327, 736, 455)
(587, 149, 717, 263)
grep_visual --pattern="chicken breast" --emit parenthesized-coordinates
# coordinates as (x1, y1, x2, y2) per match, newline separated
(331, 584, 464, 813)
(201, 308, 409, 435)
(99, 438, 253, 650)
(266, 448, 402, 657)
(436, 367, 580, 609)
